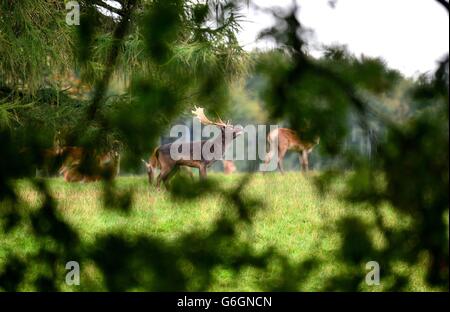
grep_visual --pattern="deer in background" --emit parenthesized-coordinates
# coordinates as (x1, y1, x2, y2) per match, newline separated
(57, 146, 121, 182)
(264, 128, 319, 173)
(223, 160, 236, 175)
(143, 107, 243, 189)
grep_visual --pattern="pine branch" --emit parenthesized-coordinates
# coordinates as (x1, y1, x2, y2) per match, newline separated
(87, 0, 138, 120)
(435, 0, 449, 12)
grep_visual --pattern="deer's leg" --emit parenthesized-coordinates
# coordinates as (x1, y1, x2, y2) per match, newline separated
(264, 150, 273, 172)
(156, 169, 171, 190)
(264, 150, 273, 165)
(301, 150, 309, 172)
(156, 156, 176, 189)
(156, 164, 171, 189)
(199, 164, 207, 180)
(156, 173, 162, 189)
(264, 138, 277, 172)
(277, 149, 286, 173)
(277, 160, 284, 173)
(163, 166, 179, 188)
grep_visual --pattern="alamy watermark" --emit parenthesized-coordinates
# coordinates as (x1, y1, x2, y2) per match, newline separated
(66, 1, 80, 26)
(365, 261, 380, 286)
(65, 261, 80, 286)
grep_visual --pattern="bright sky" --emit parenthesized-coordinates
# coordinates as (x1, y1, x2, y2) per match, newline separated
(238, 0, 449, 77)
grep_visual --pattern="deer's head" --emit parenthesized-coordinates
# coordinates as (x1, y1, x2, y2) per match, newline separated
(192, 106, 243, 140)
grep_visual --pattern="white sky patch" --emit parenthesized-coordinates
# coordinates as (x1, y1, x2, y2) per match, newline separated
(97, 0, 122, 19)
(238, 0, 449, 77)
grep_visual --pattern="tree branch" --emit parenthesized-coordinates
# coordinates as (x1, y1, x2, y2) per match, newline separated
(91, 0, 124, 17)
(435, 0, 449, 13)
(86, 0, 138, 120)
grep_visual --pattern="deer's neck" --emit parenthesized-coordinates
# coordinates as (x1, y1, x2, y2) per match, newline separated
(218, 130, 234, 154)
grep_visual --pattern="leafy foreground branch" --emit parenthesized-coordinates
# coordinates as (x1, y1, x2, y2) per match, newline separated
(0, 0, 448, 291)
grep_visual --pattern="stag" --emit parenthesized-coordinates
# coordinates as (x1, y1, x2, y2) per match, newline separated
(143, 107, 243, 188)
(264, 128, 319, 173)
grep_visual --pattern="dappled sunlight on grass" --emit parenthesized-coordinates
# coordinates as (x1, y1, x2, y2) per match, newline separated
(1, 173, 439, 291)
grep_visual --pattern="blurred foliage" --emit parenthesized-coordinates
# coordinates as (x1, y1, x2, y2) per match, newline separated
(254, 2, 448, 290)
(1, 0, 448, 291)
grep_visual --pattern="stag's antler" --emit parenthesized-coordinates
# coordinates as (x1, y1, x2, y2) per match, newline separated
(216, 115, 231, 127)
(192, 106, 228, 127)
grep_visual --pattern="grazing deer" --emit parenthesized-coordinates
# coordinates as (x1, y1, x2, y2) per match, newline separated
(57, 146, 120, 182)
(264, 128, 319, 173)
(143, 107, 243, 189)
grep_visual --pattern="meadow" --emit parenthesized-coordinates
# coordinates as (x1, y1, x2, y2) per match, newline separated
(0, 173, 440, 291)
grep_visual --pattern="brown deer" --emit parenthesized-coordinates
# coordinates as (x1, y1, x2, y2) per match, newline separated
(264, 128, 319, 173)
(57, 146, 120, 182)
(143, 107, 243, 189)
(37, 147, 66, 176)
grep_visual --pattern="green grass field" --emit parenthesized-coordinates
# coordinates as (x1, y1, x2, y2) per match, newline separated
(0, 173, 441, 291)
